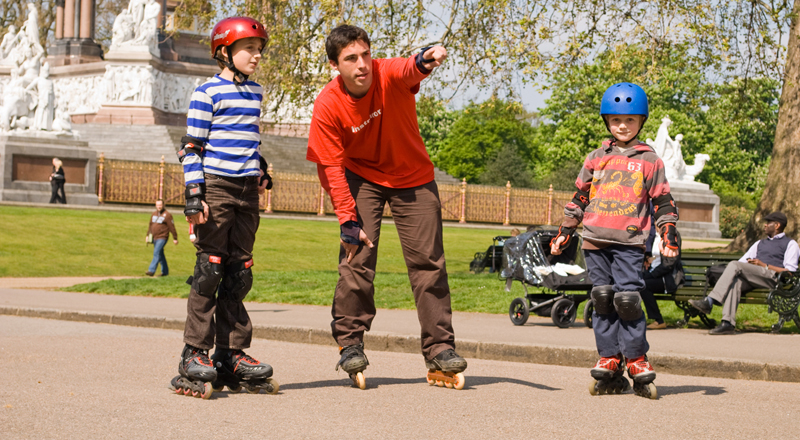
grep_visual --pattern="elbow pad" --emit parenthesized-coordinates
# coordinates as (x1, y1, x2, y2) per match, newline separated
(652, 194, 678, 225)
(177, 135, 205, 163)
(571, 189, 590, 211)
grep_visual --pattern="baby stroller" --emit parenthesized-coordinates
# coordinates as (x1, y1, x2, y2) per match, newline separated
(501, 227, 594, 328)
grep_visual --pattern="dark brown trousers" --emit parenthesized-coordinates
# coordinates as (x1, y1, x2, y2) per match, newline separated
(333, 170, 455, 360)
(183, 174, 260, 350)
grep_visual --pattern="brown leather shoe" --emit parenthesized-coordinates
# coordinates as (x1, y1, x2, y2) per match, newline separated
(647, 321, 667, 330)
(145, 271, 154, 277)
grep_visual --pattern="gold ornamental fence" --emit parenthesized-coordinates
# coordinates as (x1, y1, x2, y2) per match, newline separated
(96, 154, 571, 226)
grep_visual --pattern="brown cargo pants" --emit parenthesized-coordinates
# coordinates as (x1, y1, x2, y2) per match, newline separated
(183, 174, 260, 350)
(333, 170, 456, 360)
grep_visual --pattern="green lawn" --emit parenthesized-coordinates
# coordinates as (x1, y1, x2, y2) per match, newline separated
(1, 205, 795, 333)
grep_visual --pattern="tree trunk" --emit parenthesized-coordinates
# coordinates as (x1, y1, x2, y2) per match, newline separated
(727, 0, 800, 252)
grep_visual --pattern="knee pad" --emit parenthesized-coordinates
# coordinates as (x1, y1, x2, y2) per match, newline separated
(219, 259, 254, 301)
(614, 291, 643, 321)
(186, 254, 224, 298)
(591, 285, 615, 315)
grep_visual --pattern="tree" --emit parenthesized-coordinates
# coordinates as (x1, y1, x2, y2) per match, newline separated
(434, 98, 537, 182)
(478, 143, 534, 188)
(729, 0, 800, 251)
(0, 1, 56, 53)
(416, 95, 459, 162)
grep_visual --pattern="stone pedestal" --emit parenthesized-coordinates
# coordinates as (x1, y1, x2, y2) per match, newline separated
(47, 38, 104, 66)
(670, 181, 721, 239)
(0, 134, 98, 205)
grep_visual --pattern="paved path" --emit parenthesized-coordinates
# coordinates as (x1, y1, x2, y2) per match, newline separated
(2, 316, 798, 439)
(2, 286, 799, 383)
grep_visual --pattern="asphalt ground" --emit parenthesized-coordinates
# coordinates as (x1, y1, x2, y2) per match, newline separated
(2, 315, 798, 440)
(3, 287, 799, 383)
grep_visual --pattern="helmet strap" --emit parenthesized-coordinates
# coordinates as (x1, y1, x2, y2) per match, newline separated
(215, 46, 248, 85)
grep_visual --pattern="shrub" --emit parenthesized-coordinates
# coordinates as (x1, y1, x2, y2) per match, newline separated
(719, 205, 751, 238)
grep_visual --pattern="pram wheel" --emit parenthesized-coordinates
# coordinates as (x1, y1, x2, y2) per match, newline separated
(583, 299, 594, 328)
(509, 297, 530, 326)
(551, 298, 576, 328)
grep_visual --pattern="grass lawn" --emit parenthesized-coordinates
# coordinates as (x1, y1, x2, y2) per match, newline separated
(1, 205, 795, 333)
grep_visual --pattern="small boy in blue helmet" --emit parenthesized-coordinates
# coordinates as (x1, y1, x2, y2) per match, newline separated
(551, 83, 679, 399)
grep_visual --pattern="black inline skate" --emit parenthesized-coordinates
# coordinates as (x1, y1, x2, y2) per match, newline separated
(589, 354, 631, 396)
(336, 343, 369, 390)
(425, 349, 467, 390)
(211, 349, 279, 394)
(170, 344, 217, 399)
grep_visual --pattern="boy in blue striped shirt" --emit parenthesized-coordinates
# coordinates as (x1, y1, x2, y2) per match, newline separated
(169, 17, 278, 399)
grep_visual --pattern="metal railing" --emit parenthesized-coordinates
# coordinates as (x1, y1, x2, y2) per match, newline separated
(96, 154, 570, 225)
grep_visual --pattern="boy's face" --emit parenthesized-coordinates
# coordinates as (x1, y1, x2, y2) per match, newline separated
(605, 114, 643, 143)
(330, 40, 372, 98)
(227, 37, 264, 76)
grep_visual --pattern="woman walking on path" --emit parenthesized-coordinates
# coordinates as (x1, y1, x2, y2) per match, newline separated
(49, 157, 66, 204)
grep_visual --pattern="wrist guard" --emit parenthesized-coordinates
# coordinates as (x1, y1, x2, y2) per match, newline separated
(184, 183, 205, 216)
(416, 46, 434, 74)
(176, 135, 205, 163)
(259, 156, 273, 190)
(340, 220, 361, 245)
(652, 194, 678, 223)
(551, 225, 576, 251)
(661, 223, 679, 250)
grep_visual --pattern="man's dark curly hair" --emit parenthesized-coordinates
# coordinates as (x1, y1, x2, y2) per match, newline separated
(326, 24, 371, 63)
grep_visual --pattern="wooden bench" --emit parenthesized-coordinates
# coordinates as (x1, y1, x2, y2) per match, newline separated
(652, 252, 800, 333)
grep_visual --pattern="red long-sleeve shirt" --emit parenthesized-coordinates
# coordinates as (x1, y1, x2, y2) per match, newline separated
(307, 56, 435, 224)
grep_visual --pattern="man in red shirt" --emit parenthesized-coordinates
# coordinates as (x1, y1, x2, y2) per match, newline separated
(307, 24, 467, 390)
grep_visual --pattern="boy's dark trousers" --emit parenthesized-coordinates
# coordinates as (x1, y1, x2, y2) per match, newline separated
(183, 174, 260, 350)
(585, 245, 649, 359)
(332, 170, 456, 361)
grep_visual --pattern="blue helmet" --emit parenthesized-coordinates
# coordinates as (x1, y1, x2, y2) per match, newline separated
(600, 83, 649, 118)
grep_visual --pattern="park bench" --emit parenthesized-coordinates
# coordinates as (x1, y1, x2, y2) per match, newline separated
(650, 252, 800, 333)
(470, 236, 510, 274)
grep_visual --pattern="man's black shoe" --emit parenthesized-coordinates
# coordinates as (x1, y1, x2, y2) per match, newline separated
(709, 320, 736, 335)
(689, 298, 712, 315)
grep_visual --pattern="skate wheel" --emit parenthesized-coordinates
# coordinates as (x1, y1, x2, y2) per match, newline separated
(589, 379, 599, 396)
(444, 380, 453, 388)
(174, 386, 183, 394)
(246, 385, 261, 394)
(435, 380, 444, 387)
(453, 373, 465, 390)
(183, 386, 192, 396)
(426, 376, 435, 385)
(264, 378, 280, 395)
(352, 372, 366, 390)
(228, 386, 242, 393)
(644, 383, 658, 399)
(201, 382, 213, 400)
(211, 385, 223, 392)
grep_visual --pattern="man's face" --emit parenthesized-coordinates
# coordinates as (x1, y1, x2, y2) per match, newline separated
(330, 40, 372, 98)
(155, 201, 163, 212)
(606, 114, 644, 143)
(764, 220, 781, 237)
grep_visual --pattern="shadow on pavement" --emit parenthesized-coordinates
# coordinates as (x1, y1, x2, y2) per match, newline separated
(656, 385, 727, 396)
(279, 375, 560, 391)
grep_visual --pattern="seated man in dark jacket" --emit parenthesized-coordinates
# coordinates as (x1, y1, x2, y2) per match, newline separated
(689, 212, 799, 335)
(641, 227, 684, 329)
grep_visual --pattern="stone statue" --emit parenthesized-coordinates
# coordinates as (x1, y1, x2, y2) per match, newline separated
(25, 62, 56, 131)
(646, 115, 709, 183)
(51, 105, 73, 133)
(110, 10, 134, 51)
(0, 25, 19, 61)
(109, 0, 161, 53)
(21, 3, 40, 51)
(0, 67, 32, 131)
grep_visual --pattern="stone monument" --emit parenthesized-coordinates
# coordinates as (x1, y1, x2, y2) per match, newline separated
(647, 116, 721, 238)
(0, 3, 97, 204)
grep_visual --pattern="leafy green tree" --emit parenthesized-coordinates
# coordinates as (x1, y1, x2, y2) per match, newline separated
(434, 99, 536, 182)
(478, 143, 534, 188)
(416, 96, 458, 161)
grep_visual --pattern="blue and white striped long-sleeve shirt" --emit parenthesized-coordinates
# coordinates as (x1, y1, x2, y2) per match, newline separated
(183, 75, 263, 185)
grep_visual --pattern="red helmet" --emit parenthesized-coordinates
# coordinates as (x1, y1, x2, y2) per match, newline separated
(210, 17, 268, 57)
